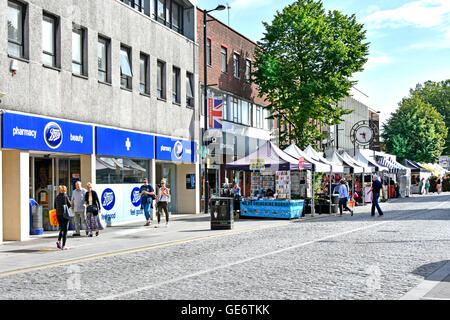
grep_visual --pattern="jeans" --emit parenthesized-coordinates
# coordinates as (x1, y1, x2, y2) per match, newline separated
(371, 193, 384, 216)
(142, 202, 152, 220)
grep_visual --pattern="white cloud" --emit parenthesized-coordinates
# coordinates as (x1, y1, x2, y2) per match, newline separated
(362, 0, 450, 30)
(363, 55, 393, 71)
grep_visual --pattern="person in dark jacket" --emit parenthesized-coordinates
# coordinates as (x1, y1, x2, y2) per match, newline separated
(84, 182, 103, 237)
(55, 185, 71, 250)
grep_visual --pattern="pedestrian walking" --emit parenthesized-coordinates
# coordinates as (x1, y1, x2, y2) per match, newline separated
(156, 179, 170, 228)
(71, 181, 87, 236)
(425, 178, 430, 194)
(55, 185, 72, 250)
(368, 175, 384, 217)
(436, 177, 442, 194)
(333, 179, 353, 216)
(84, 182, 103, 237)
(140, 178, 155, 226)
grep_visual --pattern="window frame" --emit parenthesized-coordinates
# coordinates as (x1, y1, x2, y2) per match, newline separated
(120, 45, 133, 90)
(139, 52, 150, 95)
(172, 66, 181, 104)
(157, 60, 166, 99)
(233, 53, 240, 79)
(186, 72, 195, 108)
(42, 12, 59, 68)
(97, 35, 111, 83)
(206, 38, 212, 67)
(72, 24, 88, 76)
(221, 46, 228, 73)
(7, 0, 27, 59)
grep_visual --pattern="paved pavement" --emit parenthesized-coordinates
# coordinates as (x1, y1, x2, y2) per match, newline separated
(0, 193, 449, 300)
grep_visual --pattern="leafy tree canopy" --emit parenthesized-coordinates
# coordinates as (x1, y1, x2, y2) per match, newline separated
(253, 0, 369, 148)
(382, 95, 447, 163)
(403, 80, 450, 154)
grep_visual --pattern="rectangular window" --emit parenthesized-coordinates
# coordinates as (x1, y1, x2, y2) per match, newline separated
(72, 25, 87, 76)
(186, 72, 194, 108)
(233, 53, 240, 78)
(246, 59, 251, 82)
(242, 100, 249, 126)
(140, 53, 150, 94)
(221, 46, 227, 73)
(232, 97, 240, 123)
(172, 2, 182, 33)
(98, 36, 110, 83)
(121, 0, 146, 13)
(172, 66, 181, 103)
(157, 0, 166, 24)
(206, 38, 212, 66)
(157, 60, 166, 99)
(42, 13, 57, 67)
(120, 45, 133, 89)
(96, 157, 150, 184)
(8, 0, 25, 58)
(256, 106, 262, 128)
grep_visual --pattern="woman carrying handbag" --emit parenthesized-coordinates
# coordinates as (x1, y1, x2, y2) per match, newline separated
(55, 186, 72, 250)
(84, 182, 103, 237)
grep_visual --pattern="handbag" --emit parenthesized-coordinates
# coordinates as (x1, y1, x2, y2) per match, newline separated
(63, 196, 75, 219)
(87, 205, 99, 216)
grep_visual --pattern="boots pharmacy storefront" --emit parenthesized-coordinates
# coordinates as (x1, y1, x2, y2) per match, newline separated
(1, 111, 94, 241)
(95, 126, 155, 226)
(95, 128, 200, 226)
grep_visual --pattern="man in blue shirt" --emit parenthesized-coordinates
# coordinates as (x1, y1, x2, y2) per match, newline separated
(140, 178, 155, 226)
(368, 175, 384, 217)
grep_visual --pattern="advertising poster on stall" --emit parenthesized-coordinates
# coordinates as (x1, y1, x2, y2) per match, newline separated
(96, 184, 145, 225)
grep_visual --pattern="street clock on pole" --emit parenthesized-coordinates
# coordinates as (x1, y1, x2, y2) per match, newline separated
(350, 120, 376, 147)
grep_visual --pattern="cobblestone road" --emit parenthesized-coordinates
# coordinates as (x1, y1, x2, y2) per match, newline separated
(0, 194, 449, 300)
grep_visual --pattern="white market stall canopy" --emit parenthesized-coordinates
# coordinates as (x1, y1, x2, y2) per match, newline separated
(377, 156, 410, 175)
(338, 151, 374, 173)
(325, 150, 364, 174)
(303, 145, 345, 173)
(355, 149, 389, 172)
(284, 144, 331, 173)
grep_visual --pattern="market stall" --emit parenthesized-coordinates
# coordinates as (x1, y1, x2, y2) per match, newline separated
(377, 155, 411, 198)
(402, 159, 432, 194)
(284, 144, 332, 215)
(226, 141, 312, 219)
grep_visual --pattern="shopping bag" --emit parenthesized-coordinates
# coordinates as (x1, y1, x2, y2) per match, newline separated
(49, 209, 58, 226)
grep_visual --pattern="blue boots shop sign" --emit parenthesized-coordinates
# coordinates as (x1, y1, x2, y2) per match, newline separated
(2, 112, 93, 154)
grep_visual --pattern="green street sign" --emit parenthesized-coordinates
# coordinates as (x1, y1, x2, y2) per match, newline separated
(198, 146, 209, 158)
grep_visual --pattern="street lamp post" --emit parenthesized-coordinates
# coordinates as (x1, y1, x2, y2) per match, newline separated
(203, 5, 226, 215)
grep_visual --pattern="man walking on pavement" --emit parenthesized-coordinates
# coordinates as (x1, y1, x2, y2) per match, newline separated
(71, 181, 87, 236)
(368, 175, 384, 217)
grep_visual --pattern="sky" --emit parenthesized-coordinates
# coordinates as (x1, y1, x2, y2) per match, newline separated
(196, 0, 450, 126)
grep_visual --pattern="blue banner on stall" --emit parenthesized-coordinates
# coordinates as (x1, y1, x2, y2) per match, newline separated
(155, 136, 197, 163)
(96, 127, 155, 159)
(2, 112, 93, 154)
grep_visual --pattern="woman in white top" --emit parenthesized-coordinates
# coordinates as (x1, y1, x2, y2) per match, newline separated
(156, 179, 170, 227)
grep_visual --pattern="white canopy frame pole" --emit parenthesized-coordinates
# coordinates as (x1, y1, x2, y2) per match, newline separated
(329, 169, 332, 215)
(362, 173, 365, 205)
(352, 172, 355, 207)
(311, 169, 315, 217)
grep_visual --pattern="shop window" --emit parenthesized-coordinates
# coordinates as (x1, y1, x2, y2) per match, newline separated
(96, 157, 150, 184)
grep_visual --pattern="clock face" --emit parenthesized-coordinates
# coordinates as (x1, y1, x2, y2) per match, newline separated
(355, 125, 373, 144)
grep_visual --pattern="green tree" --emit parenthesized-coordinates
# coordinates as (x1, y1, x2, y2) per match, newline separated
(404, 80, 450, 153)
(382, 95, 447, 163)
(253, 0, 369, 148)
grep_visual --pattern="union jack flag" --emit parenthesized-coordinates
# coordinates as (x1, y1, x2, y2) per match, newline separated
(208, 98, 223, 129)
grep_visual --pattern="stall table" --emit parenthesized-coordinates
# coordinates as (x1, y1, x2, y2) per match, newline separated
(240, 200, 304, 219)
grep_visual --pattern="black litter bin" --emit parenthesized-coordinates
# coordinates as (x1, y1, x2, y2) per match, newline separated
(210, 197, 234, 230)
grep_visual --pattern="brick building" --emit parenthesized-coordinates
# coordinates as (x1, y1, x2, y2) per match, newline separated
(197, 7, 276, 199)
